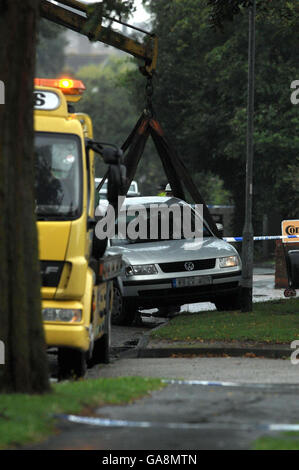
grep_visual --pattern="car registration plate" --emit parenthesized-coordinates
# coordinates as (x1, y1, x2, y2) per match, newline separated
(172, 276, 212, 288)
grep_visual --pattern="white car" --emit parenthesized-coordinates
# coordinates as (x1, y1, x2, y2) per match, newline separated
(107, 196, 242, 325)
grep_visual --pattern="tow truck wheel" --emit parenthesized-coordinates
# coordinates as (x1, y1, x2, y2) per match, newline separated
(111, 285, 136, 326)
(88, 312, 111, 366)
(57, 347, 87, 380)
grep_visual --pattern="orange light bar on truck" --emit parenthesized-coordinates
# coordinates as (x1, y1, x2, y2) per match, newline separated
(34, 78, 86, 95)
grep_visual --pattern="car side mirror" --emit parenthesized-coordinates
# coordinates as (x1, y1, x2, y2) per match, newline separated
(101, 146, 123, 165)
(86, 139, 124, 164)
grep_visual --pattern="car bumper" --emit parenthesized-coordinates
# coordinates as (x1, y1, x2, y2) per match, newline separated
(122, 271, 242, 308)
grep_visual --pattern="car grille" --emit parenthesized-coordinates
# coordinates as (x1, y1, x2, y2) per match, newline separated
(159, 258, 216, 273)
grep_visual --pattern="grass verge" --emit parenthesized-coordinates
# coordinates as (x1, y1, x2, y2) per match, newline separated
(253, 432, 299, 450)
(0, 377, 164, 449)
(150, 299, 299, 344)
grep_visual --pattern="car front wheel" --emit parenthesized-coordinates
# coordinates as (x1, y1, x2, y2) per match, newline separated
(111, 285, 136, 326)
(214, 290, 241, 311)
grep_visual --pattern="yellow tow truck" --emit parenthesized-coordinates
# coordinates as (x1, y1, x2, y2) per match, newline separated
(34, 2, 222, 374)
(34, 0, 159, 378)
(34, 77, 123, 378)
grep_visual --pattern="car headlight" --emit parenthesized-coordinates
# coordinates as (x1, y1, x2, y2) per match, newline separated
(42, 308, 82, 322)
(125, 264, 158, 276)
(219, 256, 240, 268)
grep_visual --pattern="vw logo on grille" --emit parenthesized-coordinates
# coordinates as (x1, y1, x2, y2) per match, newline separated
(184, 261, 195, 271)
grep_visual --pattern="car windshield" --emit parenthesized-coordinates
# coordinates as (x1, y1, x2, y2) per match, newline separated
(111, 203, 212, 246)
(34, 133, 82, 219)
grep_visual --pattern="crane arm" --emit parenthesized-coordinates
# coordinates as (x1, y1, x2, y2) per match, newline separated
(40, 0, 158, 76)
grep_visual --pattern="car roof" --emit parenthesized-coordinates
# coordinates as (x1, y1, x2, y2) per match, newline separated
(122, 196, 188, 206)
(95, 178, 138, 185)
(95, 179, 139, 195)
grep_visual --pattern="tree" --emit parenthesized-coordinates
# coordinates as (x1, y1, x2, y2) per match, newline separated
(0, 0, 136, 393)
(133, 0, 299, 234)
(206, 0, 299, 29)
(36, 19, 67, 77)
(204, 0, 299, 229)
(76, 59, 137, 164)
(0, 0, 50, 393)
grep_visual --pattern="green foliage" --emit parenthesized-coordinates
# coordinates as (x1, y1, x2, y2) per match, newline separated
(83, 1, 135, 41)
(77, 59, 135, 142)
(207, 0, 299, 30)
(87, 0, 135, 21)
(253, 433, 299, 450)
(127, 0, 299, 233)
(192, 172, 232, 205)
(36, 19, 67, 77)
(207, 0, 252, 29)
(75, 58, 137, 176)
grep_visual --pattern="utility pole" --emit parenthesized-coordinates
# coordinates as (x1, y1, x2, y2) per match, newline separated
(241, 0, 256, 312)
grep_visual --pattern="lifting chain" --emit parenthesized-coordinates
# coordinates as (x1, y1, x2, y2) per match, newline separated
(145, 76, 154, 118)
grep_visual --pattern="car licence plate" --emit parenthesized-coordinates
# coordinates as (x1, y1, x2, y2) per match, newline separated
(172, 276, 212, 288)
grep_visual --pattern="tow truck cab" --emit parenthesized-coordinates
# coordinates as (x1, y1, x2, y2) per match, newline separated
(34, 78, 122, 378)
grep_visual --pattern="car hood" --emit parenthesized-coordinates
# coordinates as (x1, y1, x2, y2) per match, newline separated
(107, 237, 238, 265)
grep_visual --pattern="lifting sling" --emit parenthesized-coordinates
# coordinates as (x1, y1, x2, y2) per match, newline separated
(120, 112, 221, 238)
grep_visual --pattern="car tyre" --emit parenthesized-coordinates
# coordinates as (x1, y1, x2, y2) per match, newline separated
(111, 285, 136, 325)
(214, 290, 241, 311)
(154, 305, 181, 317)
(88, 312, 111, 366)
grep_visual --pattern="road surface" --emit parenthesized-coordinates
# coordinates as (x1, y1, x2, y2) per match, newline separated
(39, 267, 298, 451)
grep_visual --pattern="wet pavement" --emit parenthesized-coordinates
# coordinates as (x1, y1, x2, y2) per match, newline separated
(42, 266, 298, 451)
(29, 379, 299, 450)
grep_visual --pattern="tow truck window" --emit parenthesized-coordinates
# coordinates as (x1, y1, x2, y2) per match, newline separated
(34, 133, 82, 219)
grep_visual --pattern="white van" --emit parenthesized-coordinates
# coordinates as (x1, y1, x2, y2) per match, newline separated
(95, 178, 140, 199)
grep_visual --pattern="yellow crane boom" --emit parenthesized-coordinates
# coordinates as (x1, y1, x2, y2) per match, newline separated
(40, 0, 158, 77)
